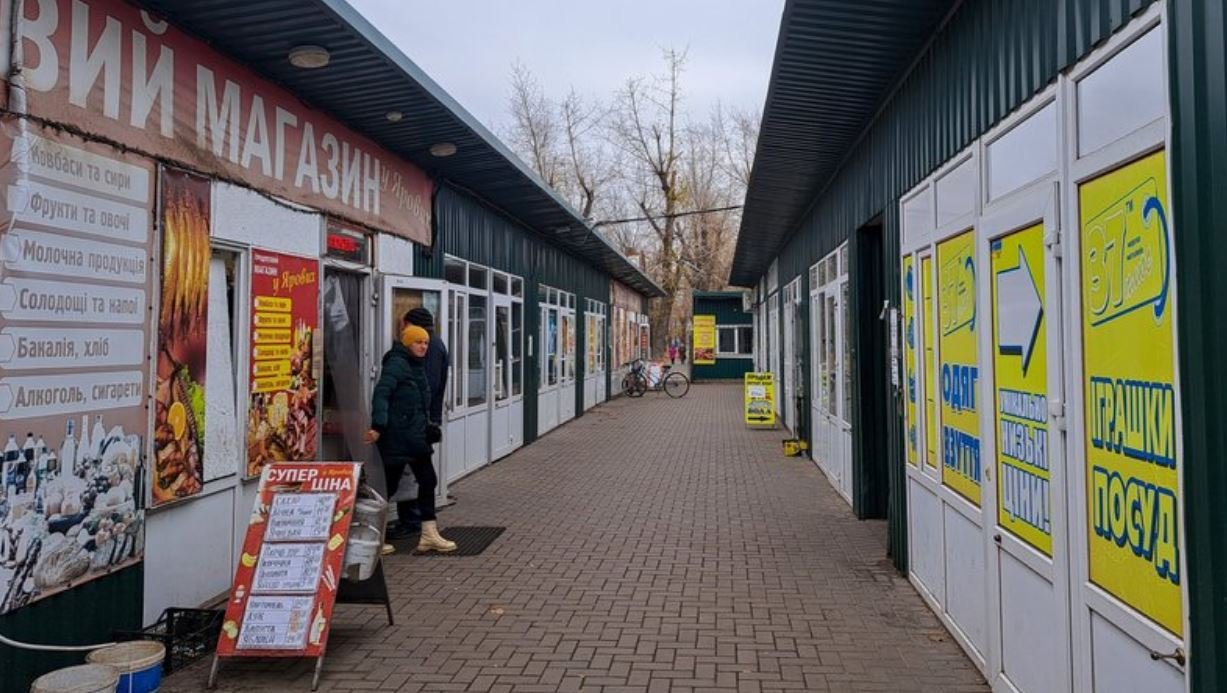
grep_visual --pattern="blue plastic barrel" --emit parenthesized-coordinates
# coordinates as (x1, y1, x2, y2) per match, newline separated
(86, 641, 164, 693)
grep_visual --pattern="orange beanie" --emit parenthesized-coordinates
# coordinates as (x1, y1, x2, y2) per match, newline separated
(401, 324, 429, 347)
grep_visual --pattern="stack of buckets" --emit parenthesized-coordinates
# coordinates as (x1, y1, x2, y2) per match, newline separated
(29, 640, 164, 693)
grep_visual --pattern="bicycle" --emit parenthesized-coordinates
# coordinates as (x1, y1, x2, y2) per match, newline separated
(620, 358, 690, 398)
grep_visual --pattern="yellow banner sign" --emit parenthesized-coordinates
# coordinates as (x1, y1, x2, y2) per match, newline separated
(922, 256, 938, 469)
(1079, 150, 1181, 635)
(744, 372, 776, 426)
(693, 314, 716, 365)
(938, 230, 982, 505)
(903, 256, 919, 467)
(991, 224, 1051, 556)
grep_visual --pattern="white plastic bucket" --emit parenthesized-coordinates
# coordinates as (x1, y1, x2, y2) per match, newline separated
(86, 640, 164, 693)
(30, 664, 119, 693)
(343, 524, 382, 581)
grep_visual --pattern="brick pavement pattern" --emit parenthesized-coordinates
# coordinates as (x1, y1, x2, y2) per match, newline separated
(169, 383, 986, 692)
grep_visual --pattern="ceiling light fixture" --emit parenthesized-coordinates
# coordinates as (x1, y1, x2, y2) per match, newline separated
(430, 142, 457, 157)
(288, 45, 331, 69)
(385, 111, 404, 123)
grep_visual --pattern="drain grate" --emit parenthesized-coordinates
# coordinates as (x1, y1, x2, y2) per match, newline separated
(390, 526, 506, 556)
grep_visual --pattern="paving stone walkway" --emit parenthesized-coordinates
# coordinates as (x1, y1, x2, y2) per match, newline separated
(169, 383, 986, 692)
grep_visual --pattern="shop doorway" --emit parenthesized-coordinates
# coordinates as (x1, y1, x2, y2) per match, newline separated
(781, 278, 800, 433)
(808, 246, 851, 505)
(853, 221, 888, 519)
(490, 283, 525, 460)
(537, 286, 576, 436)
(378, 274, 450, 502)
(321, 268, 373, 466)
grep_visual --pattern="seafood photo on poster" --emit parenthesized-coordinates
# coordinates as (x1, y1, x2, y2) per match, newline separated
(152, 169, 210, 505)
(246, 251, 320, 477)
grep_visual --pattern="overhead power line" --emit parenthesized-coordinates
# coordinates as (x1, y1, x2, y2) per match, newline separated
(591, 205, 743, 228)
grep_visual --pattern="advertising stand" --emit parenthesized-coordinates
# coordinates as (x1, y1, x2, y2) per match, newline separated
(209, 462, 383, 690)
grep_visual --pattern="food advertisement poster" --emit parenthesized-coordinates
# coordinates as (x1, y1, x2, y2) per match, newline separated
(937, 230, 982, 505)
(902, 256, 918, 467)
(743, 373, 776, 426)
(692, 315, 716, 365)
(991, 224, 1051, 556)
(1079, 150, 1182, 635)
(152, 169, 210, 506)
(0, 123, 152, 614)
(246, 251, 320, 478)
(217, 462, 361, 658)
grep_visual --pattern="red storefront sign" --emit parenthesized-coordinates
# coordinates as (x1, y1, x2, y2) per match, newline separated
(15, 0, 433, 244)
(246, 251, 320, 478)
(216, 462, 361, 659)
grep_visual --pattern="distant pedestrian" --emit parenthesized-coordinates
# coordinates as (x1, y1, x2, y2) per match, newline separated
(668, 342, 678, 365)
(680, 343, 687, 364)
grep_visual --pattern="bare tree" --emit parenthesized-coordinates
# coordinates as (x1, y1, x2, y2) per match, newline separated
(507, 60, 562, 188)
(608, 48, 688, 351)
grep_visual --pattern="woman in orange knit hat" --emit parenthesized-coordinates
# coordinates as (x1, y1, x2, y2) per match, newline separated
(364, 324, 456, 553)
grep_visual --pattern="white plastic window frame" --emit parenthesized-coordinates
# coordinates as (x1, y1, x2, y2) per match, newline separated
(1059, 5, 1185, 674)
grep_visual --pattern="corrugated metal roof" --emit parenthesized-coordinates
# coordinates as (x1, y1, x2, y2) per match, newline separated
(135, 0, 664, 297)
(729, 0, 957, 287)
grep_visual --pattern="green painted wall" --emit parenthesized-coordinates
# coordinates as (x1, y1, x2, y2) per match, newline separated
(0, 565, 143, 692)
(418, 184, 634, 440)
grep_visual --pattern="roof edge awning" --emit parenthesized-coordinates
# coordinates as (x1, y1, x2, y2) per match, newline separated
(130, 0, 663, 297)
(729, 0, 957, 287)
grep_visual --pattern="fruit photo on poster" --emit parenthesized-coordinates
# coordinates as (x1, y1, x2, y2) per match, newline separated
(152, 169, 210, 505)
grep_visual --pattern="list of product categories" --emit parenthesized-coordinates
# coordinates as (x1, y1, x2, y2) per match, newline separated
(251, 255, 294, 394)
(0, 132, 151, 422)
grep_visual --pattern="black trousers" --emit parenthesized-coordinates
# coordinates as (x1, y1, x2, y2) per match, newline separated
(384, 455, 437, 522)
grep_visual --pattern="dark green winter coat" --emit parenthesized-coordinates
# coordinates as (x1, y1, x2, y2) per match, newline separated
(370, 342, 431, 459)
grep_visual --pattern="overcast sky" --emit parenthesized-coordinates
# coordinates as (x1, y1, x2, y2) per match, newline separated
(349, 1, 785, 136)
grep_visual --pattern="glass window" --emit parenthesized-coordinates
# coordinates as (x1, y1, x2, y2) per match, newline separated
(718, 327, 737, 355)
(825, 294, 837, 416)
(445, 257, 466, 284)
(560, 312, 571, 382)
(987, 101, 1058, 200)
(511, 302, 523, 396)
(935, 157, 977, 227)
(512, 277, 523, 297)
(468, 265, 488, 290)
(902, 188, 932, 243)
(449, 291, 464, 411)
(737, 326, 754, 355)
(547, 308, 559, 386)
(1077, 28, 1164, 157)
(495, 304, 509, 401)
(467, 294, 487, 407)
(817, 293, 828, 412)
(564, 313, 576, 381)
(842, 282, 852, 421)
(839, 245, 849, 278)
(493, 272, 509, 295)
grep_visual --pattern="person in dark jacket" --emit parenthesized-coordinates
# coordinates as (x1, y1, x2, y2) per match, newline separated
(390, 307, 449, 532)
(364, 325, 456, 553)
(404, 307, 449, 424)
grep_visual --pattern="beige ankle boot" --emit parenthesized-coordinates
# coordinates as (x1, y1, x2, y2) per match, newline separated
(416, 521, 457, 553)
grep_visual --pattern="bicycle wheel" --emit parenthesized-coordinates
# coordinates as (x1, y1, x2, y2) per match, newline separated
(623, 373, 646, 398)
(663, 372, 690, 398)
(631, 373, 649, 397)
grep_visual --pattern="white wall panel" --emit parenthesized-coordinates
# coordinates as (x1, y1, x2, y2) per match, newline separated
(212, 182, 321, 256)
